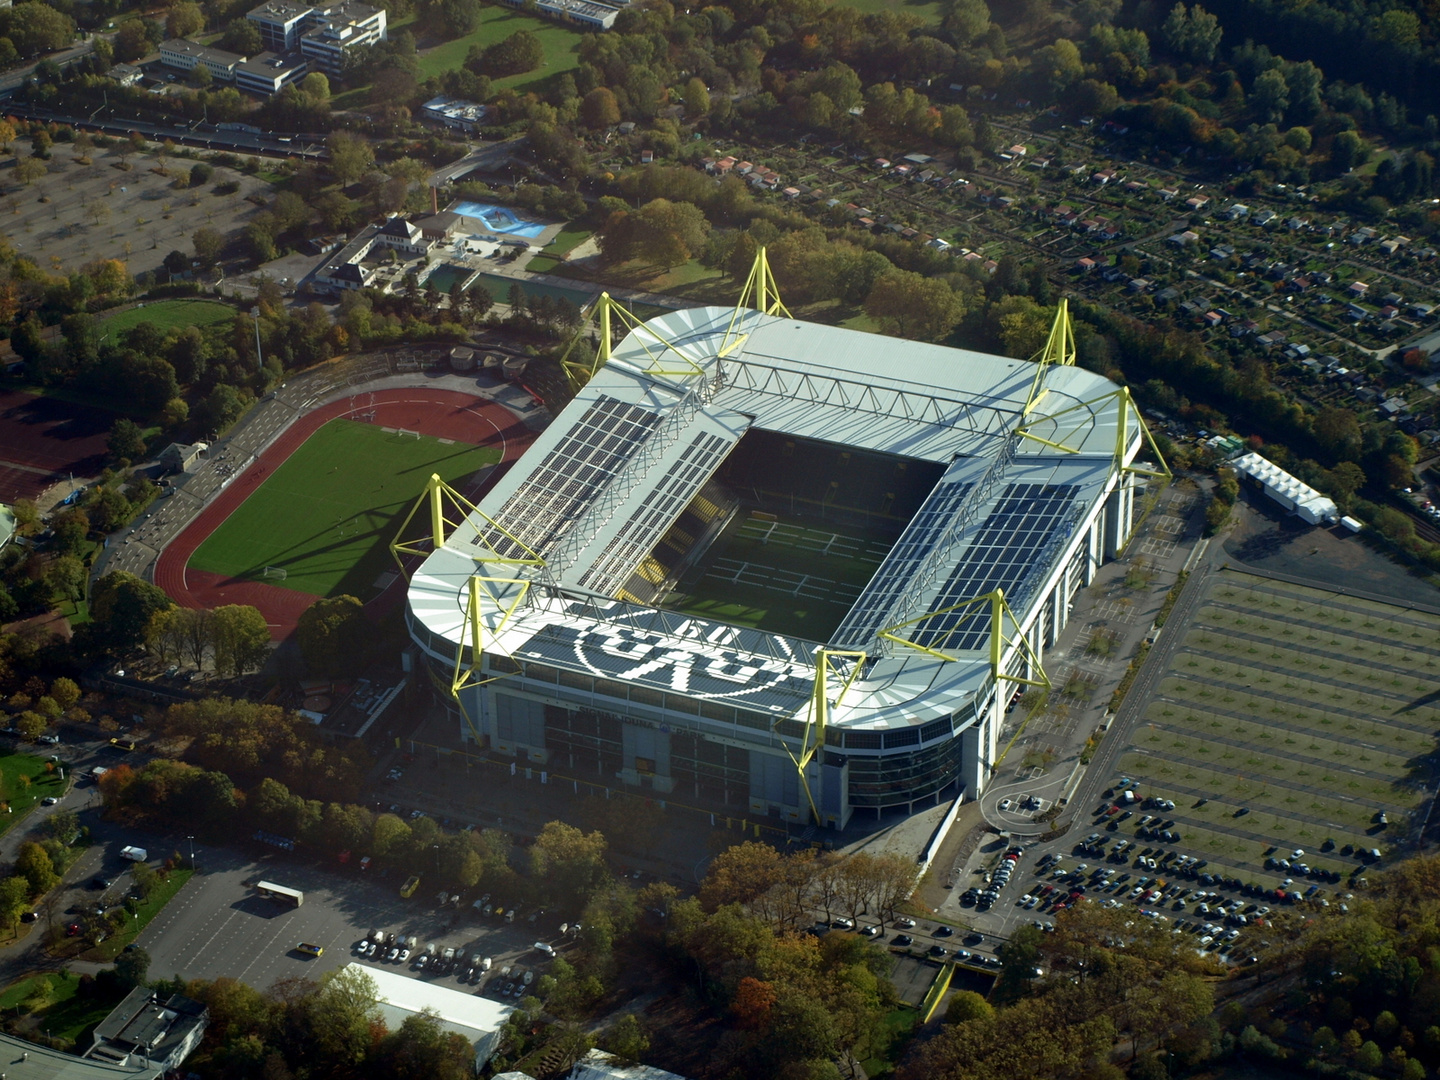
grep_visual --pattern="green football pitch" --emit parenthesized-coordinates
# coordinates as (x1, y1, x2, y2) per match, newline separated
(189, 420, 500, 599)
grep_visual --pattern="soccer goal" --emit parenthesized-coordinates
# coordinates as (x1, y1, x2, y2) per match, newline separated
(261, 565, 288, 581)
(394, 428, 421, 440)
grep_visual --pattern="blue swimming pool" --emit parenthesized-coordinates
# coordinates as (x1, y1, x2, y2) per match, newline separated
(451, 201, 549, 239)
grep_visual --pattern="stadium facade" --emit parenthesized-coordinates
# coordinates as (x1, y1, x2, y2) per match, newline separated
(403, 285, 1161, 829)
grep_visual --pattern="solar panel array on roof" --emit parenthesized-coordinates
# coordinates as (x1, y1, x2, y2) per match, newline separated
(909, 483, 1079, 653)
(473, 396, 661, 560)
(830, 480, 973, 647)
(577, 431, 734, 596)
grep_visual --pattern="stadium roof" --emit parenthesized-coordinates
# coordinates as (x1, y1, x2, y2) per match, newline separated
(407, 305, 1138, 733)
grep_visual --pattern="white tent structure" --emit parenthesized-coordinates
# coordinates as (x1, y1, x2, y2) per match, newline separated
(1230, 452, 1337, 525)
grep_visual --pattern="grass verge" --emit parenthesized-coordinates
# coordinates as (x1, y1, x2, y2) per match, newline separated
(859, 1006, 920, 1079)
(88, 868, 193, 963)
(0, 971, 126, 1046)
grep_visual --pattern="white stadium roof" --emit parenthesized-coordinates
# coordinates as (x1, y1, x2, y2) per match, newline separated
(407, 305, 1138, 733)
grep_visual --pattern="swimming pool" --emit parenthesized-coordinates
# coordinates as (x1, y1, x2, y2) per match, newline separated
(423, 263, 477, 294)
(450, 201, 550, 239)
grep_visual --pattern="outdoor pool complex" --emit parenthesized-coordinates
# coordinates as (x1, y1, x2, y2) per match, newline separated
(451, 201, 549, 239)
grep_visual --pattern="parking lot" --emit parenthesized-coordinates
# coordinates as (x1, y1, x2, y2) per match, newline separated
(137, 846, 562, 996)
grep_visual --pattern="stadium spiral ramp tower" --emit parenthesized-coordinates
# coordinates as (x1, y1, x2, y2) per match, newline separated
(389, 473, 544, 741)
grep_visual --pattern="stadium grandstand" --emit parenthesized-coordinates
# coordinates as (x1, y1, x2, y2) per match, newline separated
(398, 252, 1166, 829)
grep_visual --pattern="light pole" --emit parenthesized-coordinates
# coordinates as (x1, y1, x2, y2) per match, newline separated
(186, 835, 195, 870)
(251, 306, 262, 370)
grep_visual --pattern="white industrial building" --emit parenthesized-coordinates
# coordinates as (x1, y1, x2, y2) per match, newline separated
(344, 962, 513, 1069)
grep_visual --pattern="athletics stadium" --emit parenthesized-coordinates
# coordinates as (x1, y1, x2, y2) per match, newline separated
(398, 255, 1166, 829)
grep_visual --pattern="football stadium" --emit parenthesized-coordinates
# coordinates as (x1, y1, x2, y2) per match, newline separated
(399, 256, 1167, 828)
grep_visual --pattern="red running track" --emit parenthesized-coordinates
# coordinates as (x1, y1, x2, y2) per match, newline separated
(154, 389, 535, 639)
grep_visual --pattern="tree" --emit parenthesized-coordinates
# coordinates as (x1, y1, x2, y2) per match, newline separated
(2, 2, 75, 57)
(193, 227, 224, 269)
(50, 678, 80, 711)
(309, 965, 380, 1067)
(0, 877, 29, 928)
(1253, 68, 1289, 123)
(581, 87, 620, 129)
(113, 946, 151, 989)
(943, 0, 991, 45)
(327, 132, 375, 185)
(109, 418, 147, 463)
(44, 555, 86, 604)
(15, 841, 58, 895)
(14, 712, 46, 741)
(529, 821, 608, 907)
(44, 809, 80, 846)
(91, 572, 175, 653)
(373, 1010, 475, 1080)
(604, 1014, 650, 1065)
(14, 156, 46, 187)
(113, 20, 151, 62)
(296, 595, 366, 677)
(865, 270, 967, 342)
(599, 199, 709, 268)
(481, 29, 544, 77)
(166, 2, 204, 39)
(211, 605, 270, 677)
(49, 507, 90, 557)
(1332, 130, 1370, 171)
(683, 77, 710, 120)
(700, 842, 784, 911)
(945, 990, 994, 1024)
(300, 71, 330, 100)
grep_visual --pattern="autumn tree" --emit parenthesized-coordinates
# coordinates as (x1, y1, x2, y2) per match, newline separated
(211, 604, 270, 676)
(865, 269, 968, 342)
(581, 87, 621, 129)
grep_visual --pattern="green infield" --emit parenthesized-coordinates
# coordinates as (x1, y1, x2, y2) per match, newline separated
(189, 420, 500, 599)
(667, 512, 893, 640)
(100, 299, 237, 336)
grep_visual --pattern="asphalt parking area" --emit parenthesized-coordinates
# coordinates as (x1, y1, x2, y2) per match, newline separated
(138, 847, 561, 993)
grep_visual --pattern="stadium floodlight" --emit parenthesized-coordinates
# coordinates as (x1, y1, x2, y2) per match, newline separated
(777, 648, 867, 823)
(1021, 298, 1077, 419)
(878, 588, 1051, 692)
(389, 472, 545, 573)
(717, 246, 791, 360)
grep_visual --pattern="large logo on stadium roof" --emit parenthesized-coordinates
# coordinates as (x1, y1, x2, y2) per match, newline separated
(564, 625, 814, 702)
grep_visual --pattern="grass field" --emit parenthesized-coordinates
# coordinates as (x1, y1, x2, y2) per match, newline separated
(416, 6, 580, 85)
(0, 971, 124, 1047)
(1111, 567, 1439, 882)
(99, 299, 236, 337)
(667, 511, 893, 640)
(0, 751, 69, 836)
(189, 420, 500, 599)
(834, 0, 943, 20)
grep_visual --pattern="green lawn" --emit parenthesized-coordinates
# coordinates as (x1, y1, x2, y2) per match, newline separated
(91, 868, 193, 962)
(189, 419, 500, 599)
(0, 971, 125, 1047)
(526, 225, 593, 274)
(835, 0, 942, 19)
(416, 6, 581, 86)
(0, 752, 69, 835)
(99, 299, 237, 338)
